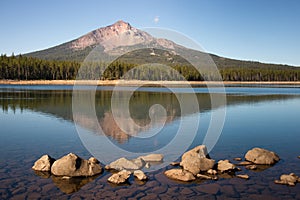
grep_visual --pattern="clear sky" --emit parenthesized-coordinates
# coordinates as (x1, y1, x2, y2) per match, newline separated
(1, 0, 299, 66)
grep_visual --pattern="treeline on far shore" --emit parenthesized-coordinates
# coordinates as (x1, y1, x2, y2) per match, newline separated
(1, 54, 300, 81)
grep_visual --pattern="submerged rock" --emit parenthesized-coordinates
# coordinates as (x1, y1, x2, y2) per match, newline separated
(138, 154, 164, 162)
(108, 170, 131, 184)
(197, 174, 218, 180)
(245, 147, 280, 165)
(133, 170, 147, 181)
(233, 157, 242, 161)
(32, 155, 55, 172)
(274, 173, 300, 186)
(236, 174, 249, 180)
(217, 160, 235, 173)
(236, 161, 253, 166)
(164, 169, 195, 182)
(245, 165, 257, 170)
(105, 157, 145, 171)
(51, 153, 102, 177)
(180, 145, 215, 175)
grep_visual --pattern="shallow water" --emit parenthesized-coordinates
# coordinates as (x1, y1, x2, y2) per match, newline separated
(0, 85, 300, 199)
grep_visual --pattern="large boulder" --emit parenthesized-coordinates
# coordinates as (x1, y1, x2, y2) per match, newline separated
(164, 169, 196, 182)
(108, 170, 131, 184)
(51, 153, 102, 177)
(105, 157, 145, 171)
(180, 145, 215, 175)
(217, 160, 236, 173)
(138, 154, 164, 162)
(32, 155, 55, 172)
(245, 147, 280, 165)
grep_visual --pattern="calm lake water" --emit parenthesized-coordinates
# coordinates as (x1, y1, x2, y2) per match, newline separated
(0, 85, 300, 199)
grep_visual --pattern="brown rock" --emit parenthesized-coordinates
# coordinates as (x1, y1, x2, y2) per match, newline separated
(245, 165, 257, 170)
(133, 170, 147, 181)
(197, 174, 218, 180)
(207, 169, 217, 175)
(138, 154, 164, 162)
(51, 153, 102, 177)
(107, 170, 131, 184)
(170, 162, 180, 166)
(105, 157, 144, 171)
(179, 146, 214, 175)
(236, 174, 249, 180)
(217, 160, 235, 173)
(32, 155, 55, 172)
(164, 169, 195, 182)
(233, 157, 242, 161)
(274, 173, 299, 186)
(236, 161, 253, 166)
(245, 147, 280, 165)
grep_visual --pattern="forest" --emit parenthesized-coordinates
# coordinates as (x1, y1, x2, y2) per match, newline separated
(1, 54, 300, 81)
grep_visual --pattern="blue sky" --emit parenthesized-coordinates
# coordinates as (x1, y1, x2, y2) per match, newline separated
(1, 0, 299, 66)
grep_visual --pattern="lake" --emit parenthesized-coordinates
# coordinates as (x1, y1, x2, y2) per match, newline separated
(0, 84, 300, 199)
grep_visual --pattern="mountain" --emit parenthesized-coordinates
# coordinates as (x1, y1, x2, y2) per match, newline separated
(25, 20, 182, 61)
(25, 20, 297, 71)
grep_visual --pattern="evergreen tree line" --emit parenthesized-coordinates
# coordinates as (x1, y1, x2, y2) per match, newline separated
(1, 54, 300, 81)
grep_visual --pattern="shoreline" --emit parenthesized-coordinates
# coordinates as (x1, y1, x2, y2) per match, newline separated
(1, 80, 300, 86)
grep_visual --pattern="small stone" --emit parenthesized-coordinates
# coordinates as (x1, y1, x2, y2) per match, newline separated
(236, 174, 249, 180)
(145, 163, 150, 168)
(217, 160, 235, 173)
(32, 155, 55, 172)
(170, 162, 180, 166)
(197, 174, 218, 180)
(236, 161, 253, 166)
(207, 169, 217, 175)
(62, 176, 71, 180)
(233, 157, 242, 161)
(138, 154, 164, 162)
(107, 170, 131, 184)
(245, 165, 257, 170)
(298, 156, 300, 159)
(133, 170, 147, 181)
(164, 169, 195, 182)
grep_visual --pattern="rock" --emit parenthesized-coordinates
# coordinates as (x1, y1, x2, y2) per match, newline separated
(32, 155, 55, 172)
(217, 160, 235, 173)
(245, 147, 280, 165)
(138, 154, 164, 162)
(164, 169, 196, 182)
(105, 157, 144, 171)
(32, 155, 54, 172)
(236, 174, 249, 180)
(207, 169, 217, 175)
(245, 165, 257, 170)
(197, 174, 218, 180)
(170, 162, 180, 166)
(107, 170, 131, 184)
(236, 161, 253, 166)
(145, 163, 150, 168)
(274, 173, 299, 186)
(133, 170, 147, 181)
(298, 156, 300, 159)
(233, 157, 242, 161)
(51, 153, 102, 177)
(180, 145, 215, 175)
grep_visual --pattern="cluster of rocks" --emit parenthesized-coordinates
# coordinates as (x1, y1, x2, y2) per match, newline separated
(32, 153, 163, 185)
(105, 154, 163, 184)
(164, 146, 280, 183)
(32, 153, 102, 177)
